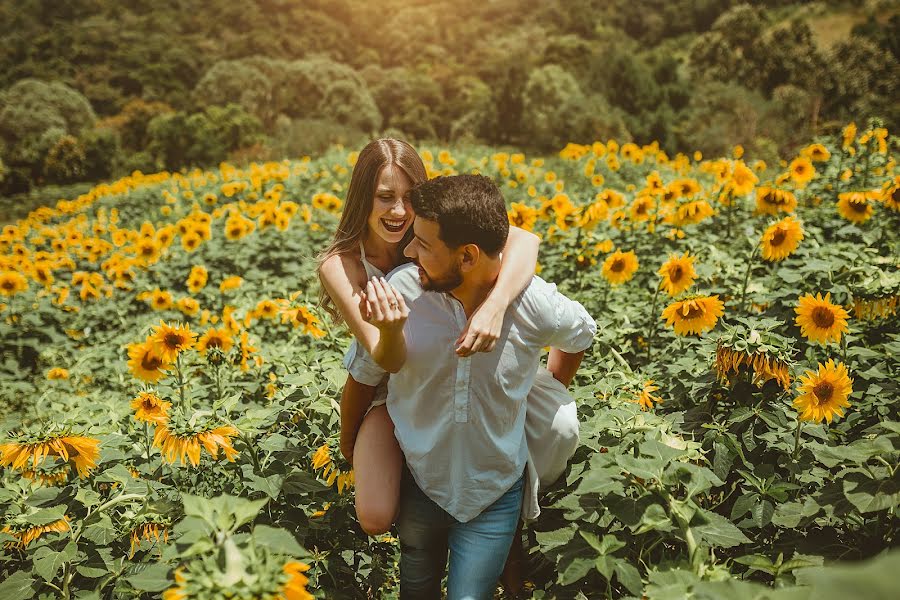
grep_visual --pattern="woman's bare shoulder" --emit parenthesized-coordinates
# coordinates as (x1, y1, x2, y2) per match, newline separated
(319, 251, 367, 293)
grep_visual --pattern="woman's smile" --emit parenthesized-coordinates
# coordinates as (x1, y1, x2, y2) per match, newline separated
(381, 217, 409, 234)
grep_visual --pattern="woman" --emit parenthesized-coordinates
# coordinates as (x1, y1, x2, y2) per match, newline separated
(316, 139, 578, 590)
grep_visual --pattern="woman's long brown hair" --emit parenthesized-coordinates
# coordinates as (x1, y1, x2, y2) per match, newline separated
(315, 138, 427, 324)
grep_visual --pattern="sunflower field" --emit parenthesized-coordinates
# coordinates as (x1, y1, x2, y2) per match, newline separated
(0, 122, 898, 599)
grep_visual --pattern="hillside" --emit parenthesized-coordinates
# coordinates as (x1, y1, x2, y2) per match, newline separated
(0, 1, 897, 193)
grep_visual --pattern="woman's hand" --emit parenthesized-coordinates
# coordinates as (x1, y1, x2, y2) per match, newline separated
(362, 276, 408, 333)
(456, 297, 504, 356)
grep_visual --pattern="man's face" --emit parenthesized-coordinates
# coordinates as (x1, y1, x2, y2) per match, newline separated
(403, 218, 463, 292)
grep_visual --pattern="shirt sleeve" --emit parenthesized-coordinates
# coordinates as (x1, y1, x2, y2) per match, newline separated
(542, 284, 597, 354)
(342, 338, 387, 387)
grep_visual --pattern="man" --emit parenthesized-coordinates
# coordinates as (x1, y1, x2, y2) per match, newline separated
(347, 174, 596, 599)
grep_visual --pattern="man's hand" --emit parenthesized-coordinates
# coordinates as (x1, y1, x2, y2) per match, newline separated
(456, 297, 504, 356)
(362, 276, 408, 333)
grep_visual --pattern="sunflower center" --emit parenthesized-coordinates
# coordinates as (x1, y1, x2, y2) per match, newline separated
(811, 306, 835, 328)
(771, 228, 787, 246)
(684, 305, 704, 320)
(636, 203, 648, 215)
(669, 265, 683, 283)
(207, 335, 223, 348)
(849, 200, 867, 213)
(892, 188, 899, 203)
(164, 333, 184, 347)
(1, 281, 13, 290)
(610, 259, 625, 273)
(141, 354, 163, 370)
(812, 380, 834, 404)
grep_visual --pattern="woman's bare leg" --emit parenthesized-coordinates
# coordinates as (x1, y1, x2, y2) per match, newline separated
(353, 404, 403, 535)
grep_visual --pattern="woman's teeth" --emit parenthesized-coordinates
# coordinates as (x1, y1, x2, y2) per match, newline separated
(382, 219, 407, 233)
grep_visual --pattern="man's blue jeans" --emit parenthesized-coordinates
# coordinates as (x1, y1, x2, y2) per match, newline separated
(396, 465, 525, 600)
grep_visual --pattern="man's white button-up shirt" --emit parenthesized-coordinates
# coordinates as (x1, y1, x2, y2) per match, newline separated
(345, 263, 597, 523)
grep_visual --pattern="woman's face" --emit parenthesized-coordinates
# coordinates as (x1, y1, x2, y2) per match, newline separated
(367, 164, 414, 245)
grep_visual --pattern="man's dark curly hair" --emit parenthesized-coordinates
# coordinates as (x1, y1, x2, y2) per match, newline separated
(409, 174, 509, 256)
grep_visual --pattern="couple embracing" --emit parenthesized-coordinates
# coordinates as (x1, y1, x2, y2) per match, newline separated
(316, 139, 596, 599)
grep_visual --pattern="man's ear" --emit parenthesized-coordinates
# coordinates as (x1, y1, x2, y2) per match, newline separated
(458, 243, 481, 273)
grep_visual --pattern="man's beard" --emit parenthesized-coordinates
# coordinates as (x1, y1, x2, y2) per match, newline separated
(418, 261, 463, 292)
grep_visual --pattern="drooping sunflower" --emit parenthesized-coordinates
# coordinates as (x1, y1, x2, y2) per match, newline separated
(836, 191, 876, 224)
(628, 196, 655, 222)
(842, 122, 857, 149)
(788, 157, 815, 187)
(794, 292, 850, 345)
(671, 199, 715, 226)
(131, 391, 172, 425)
(793, 359, 853, 423)
(715, 342, 792, 390)
(661, 295, 725, 336)
(602, 250, 639, 286)
(657, 252, 697, 297)
(153, 424, 239, 466)
(127, 340, 172, 383)
(754, 187, 797, 215)
(281, 305, 326, 338)
(760, 216, 804, 262)
(633, 380, 663, 411)
(129, 521, 170, 558)
(2, 516, 70, 549)
(0, 434, 100, 478)
(151, 321, 196, 363)
(196, 327, 235, 354)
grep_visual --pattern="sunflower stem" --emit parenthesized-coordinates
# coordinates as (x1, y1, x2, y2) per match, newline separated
(739, 246, 759, 314)
(724, 190, 735, 240)
(646, 282, 662, 362)
(840, 333, 848, 365)
(792, 419, 804, 462)
(144, 422, 152, 463)
(176, 353, 188, 411)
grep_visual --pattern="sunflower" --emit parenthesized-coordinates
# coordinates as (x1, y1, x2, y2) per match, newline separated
(793, 359, 853, 423)
(852, 295, 899, 321)
(801, 143, 831, 162)
(131, 391, 172, 425)
(21, 464, 70, 486)
(878, 176, 900, 212)
(506, 202, 537, 231)
(579, 199, 609, 229)
(46, 367, 69, 380)
(754, 187, 797, 215)
(836, 191, 876, 224)
(657, 252, 697, 297)
(127, 340, 172, 383)
(629, 196, 655, 222)
(728, 160, 759, 196)
(151, 321, 196, 363)
(219, 275, 243, 292)
(0, 271, 29, 296)
(661, 295, 724, 336)
(153, 424, 239, 466)
(671, 199, 715, 226)
(176, 297, 200, 317)
(760, 216, 804, 262)
(2, 516, 70, 549)
(602, 250, 639, 286)
(129, 521, 170, 557)
(633, 380, 663, 411)
(0, 434, 100, 478)
(196, 327, 235, 355)
(715, 343, 791, 390)
(281, 305, 326, 338)
(254, 299, 280, 320)
(789, 157, 815, 187)
(842, 122, 857, 149)
(281, 561, 315, 600)
(794, 292, 850, 345)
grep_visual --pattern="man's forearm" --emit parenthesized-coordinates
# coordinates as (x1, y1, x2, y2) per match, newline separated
(547, 348, 585, 388)
(340, 374, 377, 463)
